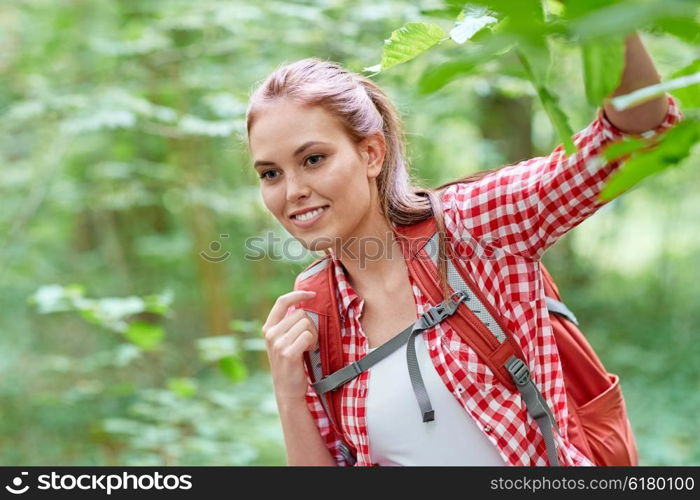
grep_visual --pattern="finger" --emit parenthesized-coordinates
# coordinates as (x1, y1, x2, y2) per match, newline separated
(265, 308, 311, 345)
(277, 316, 317, 352)
(264, 290, 316, 332)
(282, 330, 316, 360)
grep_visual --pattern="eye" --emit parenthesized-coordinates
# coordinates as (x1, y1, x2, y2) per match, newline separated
(304, 154, 325, 167)
(259, 169, 279, 181)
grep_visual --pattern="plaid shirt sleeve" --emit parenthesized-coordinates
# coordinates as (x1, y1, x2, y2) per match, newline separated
(444, 94, 683, 260)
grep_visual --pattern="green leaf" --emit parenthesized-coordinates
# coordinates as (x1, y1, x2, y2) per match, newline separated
(653, 16, 700, 44)
(569, 0, 698, 41)
(581, 35, 626, 106)
(167, 377, 197, 398)
(602, 137, 649, 162)
(521, 40, 552, 85)
(417, 59, 479, 95)
(563, 0, 620, 19)
(449, 6, 499, 44)
(417, 28, 519, 95)
(600, 118, 700, 201)
(539, 86, 576, 155)
(125, 322, 165, 351)
(218, 355, 248, 383)
(378, 22, 447, 71)
(670, 59, 700, 108)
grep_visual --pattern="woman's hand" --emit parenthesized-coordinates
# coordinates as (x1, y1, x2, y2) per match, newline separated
(262, 290, 319, 403)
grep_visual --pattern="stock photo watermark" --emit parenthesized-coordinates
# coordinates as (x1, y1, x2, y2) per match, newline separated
(199, 231, 506, 268)
(4, 471, 192, 495)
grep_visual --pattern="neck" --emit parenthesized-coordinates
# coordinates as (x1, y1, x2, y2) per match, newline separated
(332, 210, 408, 297)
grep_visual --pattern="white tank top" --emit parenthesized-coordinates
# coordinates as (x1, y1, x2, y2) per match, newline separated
(366, 334, 507, 466)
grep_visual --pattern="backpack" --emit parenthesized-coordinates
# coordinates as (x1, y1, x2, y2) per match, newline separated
(295, 215, 638, 466)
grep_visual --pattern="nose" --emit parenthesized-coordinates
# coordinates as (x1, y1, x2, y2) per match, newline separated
(285, 172, 311, 202)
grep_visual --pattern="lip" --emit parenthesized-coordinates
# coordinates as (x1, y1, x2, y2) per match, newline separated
(289, 205, 329, 229)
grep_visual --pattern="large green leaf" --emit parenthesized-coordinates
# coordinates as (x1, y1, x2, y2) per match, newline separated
(569, 0, 699, 41)
(563, 0, 620, 19)
(600, 118, 700, 201)
(581, 35, 626, 106)
(670, 59, 700, 108)
(416, 33, 515, 95)
(653, 16, 700, 44)
(417, 59, 480, 95)
(370, 22, 446, 72)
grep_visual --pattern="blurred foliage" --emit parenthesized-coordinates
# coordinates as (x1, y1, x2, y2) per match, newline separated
(0, 0, 698, 466)
(369, 0, 700, 180)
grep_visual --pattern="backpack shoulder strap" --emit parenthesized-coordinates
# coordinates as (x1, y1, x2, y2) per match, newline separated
(394, 216, 562, 465)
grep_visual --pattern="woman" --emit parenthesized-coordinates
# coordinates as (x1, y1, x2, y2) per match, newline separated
(246, 33, 682, 466)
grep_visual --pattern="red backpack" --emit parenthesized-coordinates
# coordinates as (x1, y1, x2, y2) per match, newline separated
(296, 215, 638, 466)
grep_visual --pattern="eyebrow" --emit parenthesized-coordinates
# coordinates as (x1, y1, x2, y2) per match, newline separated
(253, 141, 329, 168)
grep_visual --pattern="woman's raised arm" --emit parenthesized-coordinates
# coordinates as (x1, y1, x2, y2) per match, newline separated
(603, 32, 670, 134)
(440, 33, 683, 262)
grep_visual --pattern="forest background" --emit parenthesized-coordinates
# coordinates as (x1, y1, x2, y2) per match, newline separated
(1, 0, 698, 465)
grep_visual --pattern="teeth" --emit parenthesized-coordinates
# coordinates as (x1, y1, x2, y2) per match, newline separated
(295, 207, 325, 221)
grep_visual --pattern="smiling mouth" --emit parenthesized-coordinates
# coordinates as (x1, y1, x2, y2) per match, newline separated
(290, 205, 329, 221)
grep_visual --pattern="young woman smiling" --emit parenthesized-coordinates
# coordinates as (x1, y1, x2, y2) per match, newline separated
(246, 33, 682, 466)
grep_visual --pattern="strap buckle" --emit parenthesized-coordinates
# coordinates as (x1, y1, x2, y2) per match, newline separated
(420, 290, 469, 328)
(505, 357, 531, 387)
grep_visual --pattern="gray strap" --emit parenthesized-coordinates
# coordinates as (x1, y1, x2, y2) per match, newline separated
(406, 323, 435, 422)
(546, 297, 579, 325)
(312, 320, 418, 395)
(505, 356, 561, 466)
(312, 291, 469, 427)
(337, 441, 356, 466)
(404, 291, 469, 423)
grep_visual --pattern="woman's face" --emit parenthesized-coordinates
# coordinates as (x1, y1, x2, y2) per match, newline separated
(248, 99, 385, 252)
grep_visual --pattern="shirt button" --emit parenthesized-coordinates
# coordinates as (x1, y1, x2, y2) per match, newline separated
(456, 386, 464, 393)
(484, 425, 492, 433)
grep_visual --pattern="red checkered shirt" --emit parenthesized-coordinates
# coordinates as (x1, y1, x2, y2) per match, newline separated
(288, 95, 682, 466)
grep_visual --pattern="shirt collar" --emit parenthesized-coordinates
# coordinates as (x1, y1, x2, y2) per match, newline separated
(329, 250, 362, 312)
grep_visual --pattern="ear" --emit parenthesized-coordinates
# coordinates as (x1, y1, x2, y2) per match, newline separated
(360, 132, 386, 179)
